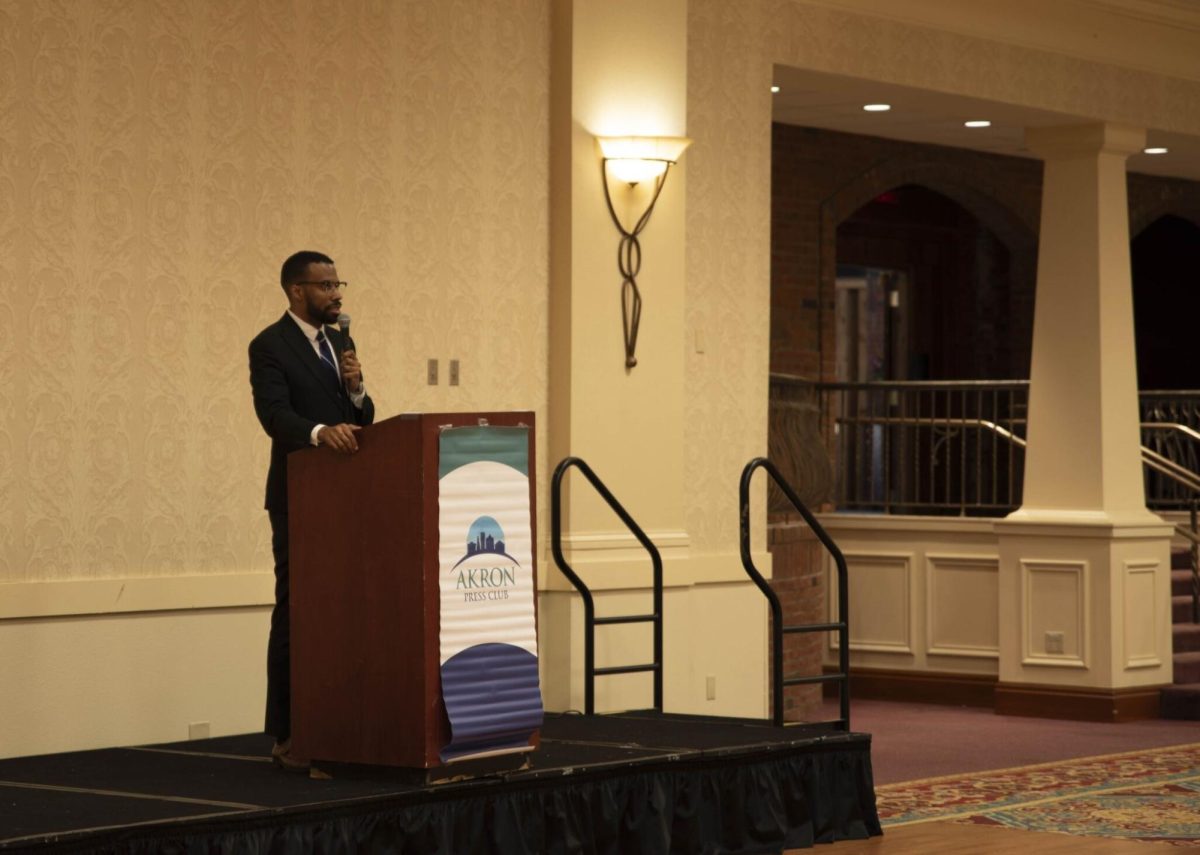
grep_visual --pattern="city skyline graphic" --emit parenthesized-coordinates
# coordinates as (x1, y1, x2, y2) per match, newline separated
(452, 515, 520, 569)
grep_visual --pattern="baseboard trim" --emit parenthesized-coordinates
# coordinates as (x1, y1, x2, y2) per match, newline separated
(823, 667, 996, 708)
(821, 666, 1168, 721)
(994, 682, 1164, 722)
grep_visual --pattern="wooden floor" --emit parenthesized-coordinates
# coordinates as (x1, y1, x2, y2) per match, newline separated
(788, 821, 1200, 853)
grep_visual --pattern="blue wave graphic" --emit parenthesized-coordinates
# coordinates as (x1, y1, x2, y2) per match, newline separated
(440, 643, 543, 761)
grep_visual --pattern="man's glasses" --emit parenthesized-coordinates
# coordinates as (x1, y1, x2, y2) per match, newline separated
(297, 280, 348, 293)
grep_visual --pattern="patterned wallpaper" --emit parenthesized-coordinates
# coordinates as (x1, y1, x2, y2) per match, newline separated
(6, 0, 1199, 583)
(685, 0, 776, 555)
(1, 0, 549, 584)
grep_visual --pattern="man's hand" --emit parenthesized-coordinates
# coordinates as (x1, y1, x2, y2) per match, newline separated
(340, 349, 363, 393)
(317, 423, 361, 454)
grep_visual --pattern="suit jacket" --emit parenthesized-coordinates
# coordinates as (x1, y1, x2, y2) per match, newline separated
(249, 313, 376, 512)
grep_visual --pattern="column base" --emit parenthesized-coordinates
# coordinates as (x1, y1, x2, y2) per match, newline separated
(995, 515, 1174, 693)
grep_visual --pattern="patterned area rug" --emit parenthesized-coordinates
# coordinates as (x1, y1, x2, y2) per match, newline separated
(876, 742, 1200, 846)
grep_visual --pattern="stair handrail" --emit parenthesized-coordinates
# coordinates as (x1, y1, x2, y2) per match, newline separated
(1141, 422, 1200, 444)
(550, 456, 664, 715)
(832, 416, 1200, 496)
(833, 415, 1027, 447)
(1138, 425, 1200, 624)
(740, 457, 850, 729)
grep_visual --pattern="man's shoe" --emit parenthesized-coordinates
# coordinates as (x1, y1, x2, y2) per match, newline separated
(271, 738, 310, 773)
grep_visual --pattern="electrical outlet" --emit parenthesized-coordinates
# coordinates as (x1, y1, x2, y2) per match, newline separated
(706, 675, 716, 700)
(188, 721, 210, 740)
(427, 358, 438, 385)
(449, 359, 460, 386)
(1045, 631, 1065, 654)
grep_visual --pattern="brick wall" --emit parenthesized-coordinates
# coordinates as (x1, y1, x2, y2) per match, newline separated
(770, 123, 1200, 382)
(766, 512, 827, 721)
(771, 123, 1043, 381)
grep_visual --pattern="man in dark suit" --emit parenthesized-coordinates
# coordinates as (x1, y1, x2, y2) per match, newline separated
(249, 250, 376, 771)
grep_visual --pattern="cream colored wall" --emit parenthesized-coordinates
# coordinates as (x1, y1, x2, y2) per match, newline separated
(686, 1, 776, 557)
(544, 0, 770, 719)
(0, 0, 549, 759)
(798, 0, 1200, 89)
(556, 0, 688, 545)
(771, 0, 1200, 133)
(821, 514, 1172, 688)
(818, 516, 1002, 676)
(6, 0, 1200, 757)
(1, 608, 268, 756)
(540, 584, 767, 716)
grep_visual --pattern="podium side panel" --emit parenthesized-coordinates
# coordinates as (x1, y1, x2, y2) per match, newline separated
(291, 414, 428, 766)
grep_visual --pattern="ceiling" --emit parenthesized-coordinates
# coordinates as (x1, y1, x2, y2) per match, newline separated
(771, 66, 1200, 182)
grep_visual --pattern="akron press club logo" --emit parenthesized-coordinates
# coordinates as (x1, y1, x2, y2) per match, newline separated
(451, 516, 519, 602)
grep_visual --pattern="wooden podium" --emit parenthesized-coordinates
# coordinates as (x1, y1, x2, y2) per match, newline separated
(287, 411, 536, 768)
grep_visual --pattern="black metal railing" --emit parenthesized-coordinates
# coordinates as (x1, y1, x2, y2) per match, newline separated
(550, 457, 663, 715)
(740, 457, 850, 729)
(1140, 394, 1200, 509)
(811, 379, 1028, 515)
(772, 376, 1200, 517)
(771, 376, 1200, 623)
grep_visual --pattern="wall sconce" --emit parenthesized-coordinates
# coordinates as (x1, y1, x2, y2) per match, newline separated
(597, 135, 692, 369)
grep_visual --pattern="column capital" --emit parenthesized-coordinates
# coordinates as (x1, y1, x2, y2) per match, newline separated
(1024, 122, 1146, 160)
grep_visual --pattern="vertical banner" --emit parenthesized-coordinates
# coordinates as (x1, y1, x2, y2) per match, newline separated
(438, 426, 543, 762)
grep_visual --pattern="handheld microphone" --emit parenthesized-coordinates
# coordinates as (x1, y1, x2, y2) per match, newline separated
(337, 313, 352, 349)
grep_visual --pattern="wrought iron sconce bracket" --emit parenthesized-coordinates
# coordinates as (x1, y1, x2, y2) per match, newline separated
(600, 159, 673, 369)
(595, 135, 690, 370)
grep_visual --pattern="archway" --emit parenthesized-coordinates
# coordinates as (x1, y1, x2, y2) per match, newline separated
(835, 184, 1032, 381)
(1132, 214, 1200, 390)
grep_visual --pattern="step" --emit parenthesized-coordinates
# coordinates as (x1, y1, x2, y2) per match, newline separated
(1175, 623, 1200, 654)
(1171, 549, 1192, 571)
(1174, 651, 1200, 685)
(1160, 683, 1200, 720)
(1174, 569, 1197, 598)
(1174, 595, 1199, 624)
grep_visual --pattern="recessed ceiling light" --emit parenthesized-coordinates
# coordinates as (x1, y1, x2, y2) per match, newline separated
(1144, 146, 1169, 155)
(770, 85, 780, 94)
(964, 120, 991, 128)
(863, 103, 891, 112)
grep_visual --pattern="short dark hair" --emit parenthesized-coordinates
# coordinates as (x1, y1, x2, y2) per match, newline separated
(280, 250, 334, 290)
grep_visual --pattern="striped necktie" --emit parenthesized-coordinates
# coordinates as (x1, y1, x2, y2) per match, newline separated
(315, 330, 340, 383)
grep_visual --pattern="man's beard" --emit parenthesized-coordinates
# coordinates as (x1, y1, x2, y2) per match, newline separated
(307, 295, 339, 324)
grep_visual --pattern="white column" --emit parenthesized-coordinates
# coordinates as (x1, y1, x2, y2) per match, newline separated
(995, 123, 1173, 718)
(540, 0, 768, 720)
(551, 0, 689, 552)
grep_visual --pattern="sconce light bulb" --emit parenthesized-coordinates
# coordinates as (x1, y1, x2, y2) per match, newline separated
(607, 158, 669, 185)
(597, 135, 692, 165)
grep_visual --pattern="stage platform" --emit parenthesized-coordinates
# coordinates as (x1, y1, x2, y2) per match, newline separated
(0, 711, 881, 854)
